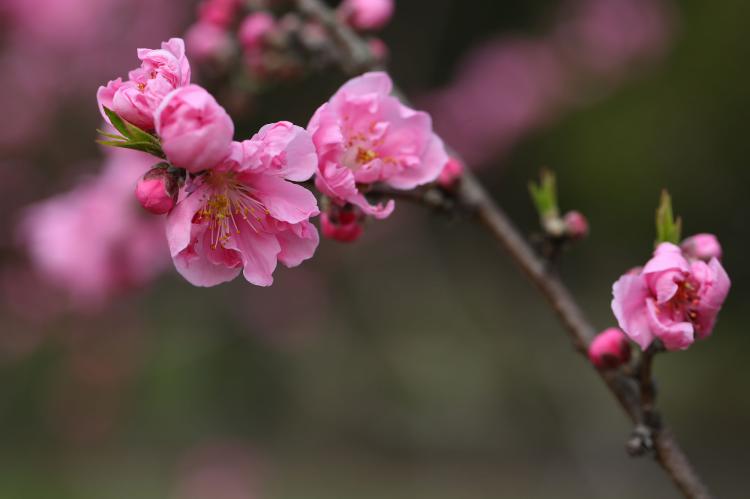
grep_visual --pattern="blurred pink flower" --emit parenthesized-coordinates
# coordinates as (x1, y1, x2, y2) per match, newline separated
(557, 0, 674, 78)
(197, 0, 240, 28)
(611, 242, 730, 351)
(98, 37, 191, 130)
(420, 0, 675, 169)
(339, 0, 395, 31)
(421, 38, 569, 167)
(155, 84, 235, 173)
(238, 12, 276, 53)
(19, 149, 169, 309)
(185, 22, 233, 62)
(166, 122, 319, 287)
(308, 72, 447, 218)
(173, 440, 264, 499)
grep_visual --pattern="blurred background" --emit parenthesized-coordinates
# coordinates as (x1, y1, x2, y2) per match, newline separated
(1, 0, 748, 497)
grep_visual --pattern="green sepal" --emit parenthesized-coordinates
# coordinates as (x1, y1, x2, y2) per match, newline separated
(98, 107, 165, 158)
(655, 189, 682, 246)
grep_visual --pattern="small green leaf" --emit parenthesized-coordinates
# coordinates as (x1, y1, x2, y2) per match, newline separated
(528, 169, 559, 220)
(102, 106, 130, 138)
(655, 189, 682, 245)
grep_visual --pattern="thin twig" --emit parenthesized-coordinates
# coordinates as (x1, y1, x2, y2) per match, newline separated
(294, 1, 714, 497)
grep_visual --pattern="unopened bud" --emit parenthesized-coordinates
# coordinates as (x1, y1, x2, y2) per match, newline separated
(321, 205, 364, 243)
(681, 233, 722, 261)
(588, 328, 631, 369)
(563, 210, 589, 240)
(135, 164, 178, 215)
(437, 157, 464, 189)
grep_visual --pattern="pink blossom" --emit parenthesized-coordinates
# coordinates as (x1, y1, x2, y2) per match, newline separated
(155, 85, 235, 173)
(185, 22, 233, 62)
(557, 0, 674, 78)
(197, 0, 239, 28)
(611, 242, 730, 351)
(563, 210, 589, 239)
(321, 207, 364, 243)
(238, 12, 276, 52)
(19, 149, 169, 308)
(681, 233, 722, 262)
(97, 37, 191, 130)
(339, 0, 395, 31)
(135, 165, 178, 215)
(308, 72, 447, 218)
(166, 122, 320, 287)
(588, 328, 630, 368)
(420, 38, 569, 167)
(437, 157, 464, 188)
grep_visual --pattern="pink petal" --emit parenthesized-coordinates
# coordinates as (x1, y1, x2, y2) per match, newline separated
(166, 185, 209, 257)
(645, 298, 694, 351)
(173, 228, 242, 287)
(251, 174, 319, 224)
(611, 274, 654, 350)
(338, 71, 393, 99)
(276, 221, 320, 267)
(224, 229, 281, 286)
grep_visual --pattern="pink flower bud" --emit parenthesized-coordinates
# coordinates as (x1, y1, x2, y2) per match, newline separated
(321, 208, 364, 243)
(135, 165, 178, 215)
(339, 0, 394, 31)
(437, 157, 464, 188)
(681, 233, 722, 262)
(563, 210, 589, 239)
(155, 85, 234, 173)
(368, 37, 389, 61)
(588, 328, 631, 369)
(239, 12, 275, 52)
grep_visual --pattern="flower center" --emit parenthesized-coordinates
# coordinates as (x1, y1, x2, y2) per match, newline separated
(193, 173, 269, 250)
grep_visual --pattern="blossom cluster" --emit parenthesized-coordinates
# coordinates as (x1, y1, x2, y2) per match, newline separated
(96, 37, 450, 287)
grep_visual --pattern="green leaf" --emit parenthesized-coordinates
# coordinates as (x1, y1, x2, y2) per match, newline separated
(102, 106, 130, 138)
(655, 190, 682, 245)
(528, 169, 559, 220)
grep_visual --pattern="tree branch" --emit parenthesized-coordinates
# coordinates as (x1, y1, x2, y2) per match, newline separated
(294, 1, 714, 497)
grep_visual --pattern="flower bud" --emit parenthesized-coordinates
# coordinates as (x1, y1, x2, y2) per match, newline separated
(437, 157, 464, 189)
(368, 37, 389, 62)
(135, 164, 178, 214)
(155, 85, 234, 173)
(563, 210, 589, 240)
(339, 0, 394, 31)
(321, 206, 364, 243)
(588, 328, 631, 369)
(681, 233, 722, 261)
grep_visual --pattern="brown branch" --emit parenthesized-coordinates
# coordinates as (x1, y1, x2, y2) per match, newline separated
(294, 1, 714, 497)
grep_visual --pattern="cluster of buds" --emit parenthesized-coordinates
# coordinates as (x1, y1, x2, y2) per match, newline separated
(528, 169, 589, 252)
(184, 0, 394, 87)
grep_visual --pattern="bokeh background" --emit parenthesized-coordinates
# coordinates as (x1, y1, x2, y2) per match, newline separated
(1, 0, 748, 498)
